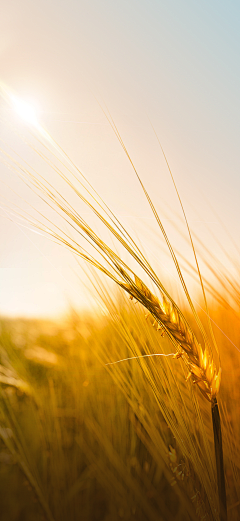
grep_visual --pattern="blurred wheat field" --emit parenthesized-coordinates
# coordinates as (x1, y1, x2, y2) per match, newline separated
(0, 291, 240, 521)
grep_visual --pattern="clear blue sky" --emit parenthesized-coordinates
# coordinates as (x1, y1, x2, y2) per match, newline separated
(0, 0, 240, 317)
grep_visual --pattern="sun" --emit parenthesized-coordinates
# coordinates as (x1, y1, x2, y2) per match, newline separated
(10, 94, 39, 127)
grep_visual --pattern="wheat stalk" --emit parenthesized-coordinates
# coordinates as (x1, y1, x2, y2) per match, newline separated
(122, 273, 227, 520)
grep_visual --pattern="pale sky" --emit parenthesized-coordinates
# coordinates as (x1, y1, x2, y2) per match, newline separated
(0, 0, 240, 317)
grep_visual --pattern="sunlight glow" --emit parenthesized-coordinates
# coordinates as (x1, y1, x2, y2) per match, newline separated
(10, 94, 39, 127)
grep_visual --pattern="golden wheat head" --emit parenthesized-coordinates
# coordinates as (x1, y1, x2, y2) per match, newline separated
(122, 275, 221, 403)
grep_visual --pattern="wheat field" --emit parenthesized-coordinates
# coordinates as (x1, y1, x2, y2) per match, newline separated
(0, 286, 240, 520)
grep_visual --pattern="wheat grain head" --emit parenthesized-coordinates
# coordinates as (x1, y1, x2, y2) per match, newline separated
(122, 274, 221, 403)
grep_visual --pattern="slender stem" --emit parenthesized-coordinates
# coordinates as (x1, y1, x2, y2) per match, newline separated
(211, 398, 227, 521)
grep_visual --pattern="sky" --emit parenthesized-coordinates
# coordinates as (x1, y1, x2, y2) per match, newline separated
(0, 0, 240, 317)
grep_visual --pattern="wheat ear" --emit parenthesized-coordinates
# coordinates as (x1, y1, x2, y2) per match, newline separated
(122, 274, 221, 404)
